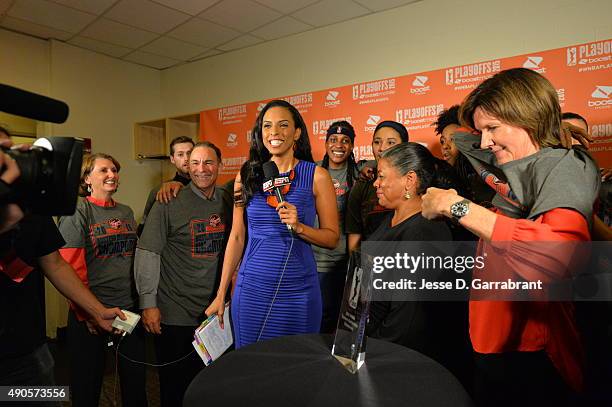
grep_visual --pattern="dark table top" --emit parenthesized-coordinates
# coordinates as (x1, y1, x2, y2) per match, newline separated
(184, 334, 473, 407)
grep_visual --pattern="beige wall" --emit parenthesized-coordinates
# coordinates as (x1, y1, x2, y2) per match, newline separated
(161, 0, 612, 116)
(49, 40, 164, 214)
(1, 30, 164, 217)
(1, 29, 164, 336)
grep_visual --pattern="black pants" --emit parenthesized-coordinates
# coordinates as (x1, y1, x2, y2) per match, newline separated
(67, 310, 147, 407)
(474, 351, 577, 407)
(0, 344, 59, 407)
(318, 271, 347, 334)
(154, 324, 203, 407)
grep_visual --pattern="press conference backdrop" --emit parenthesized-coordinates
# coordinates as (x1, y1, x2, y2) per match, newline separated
(200, 39, 611, 183)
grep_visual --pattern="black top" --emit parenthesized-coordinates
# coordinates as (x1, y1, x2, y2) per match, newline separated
(365, 212, 472, 388)
(345, 179, 392, 239)
(367, 211, 451, 242)
(366, 212, 451, 348)
(0, 215, 65, 359)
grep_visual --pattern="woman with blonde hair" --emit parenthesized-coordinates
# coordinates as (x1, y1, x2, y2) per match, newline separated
(58, 153, 147, 407)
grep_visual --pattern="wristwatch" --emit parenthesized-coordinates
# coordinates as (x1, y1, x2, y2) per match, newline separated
(450, 199, 470, 222)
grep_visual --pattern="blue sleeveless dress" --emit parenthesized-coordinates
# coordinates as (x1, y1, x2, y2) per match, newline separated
(231, 160, 322, 348)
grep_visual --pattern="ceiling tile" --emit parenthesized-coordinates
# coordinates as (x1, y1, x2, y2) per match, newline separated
(190, 48, 223, 61)
(292, 0, 369, 27)
(0, 15, 73, 40)
(152, 0, 219, 16)
(253, 0, 320, 14)
(199, 0, 281, 33)
(217, 33, 262, 51)
(250, 16, 311, 40)
(8, 0, 96, 33)
(353, 0, 420, 12)
(168, 17, 240, 48)
(123, 50, 181, 69)
(105, 0, 191, 34)
(80, 18, 159, 48)
(51, 0, 117, 15)
(141, 36, 207, 60)
(68, 35, 132, 57)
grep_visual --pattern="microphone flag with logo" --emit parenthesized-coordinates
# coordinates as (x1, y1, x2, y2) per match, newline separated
(263, 161, 293, 231)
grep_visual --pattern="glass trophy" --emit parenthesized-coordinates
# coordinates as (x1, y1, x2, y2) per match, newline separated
(331, 250, 373, 373)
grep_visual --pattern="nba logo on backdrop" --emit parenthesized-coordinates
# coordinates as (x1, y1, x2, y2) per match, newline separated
(566, 47, 577, 66)
(445, 69, 454, 85)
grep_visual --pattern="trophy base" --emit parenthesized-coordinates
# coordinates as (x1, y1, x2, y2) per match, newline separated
(332, 349, 365, 374)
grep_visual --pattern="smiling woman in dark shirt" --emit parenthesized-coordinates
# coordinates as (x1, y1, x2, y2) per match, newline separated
(366, 142, 472, 390)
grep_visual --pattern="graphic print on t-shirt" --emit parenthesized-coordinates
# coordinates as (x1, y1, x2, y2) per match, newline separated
(190, 214, 226, 258)
(332, 178, 348, 197)
(89, 218, 137, 259)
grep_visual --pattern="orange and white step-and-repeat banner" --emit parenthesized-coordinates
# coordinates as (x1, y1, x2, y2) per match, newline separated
(201, 39, 611, 184)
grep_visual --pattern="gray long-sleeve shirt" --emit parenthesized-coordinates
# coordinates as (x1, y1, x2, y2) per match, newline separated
(135, 183, 232, 326)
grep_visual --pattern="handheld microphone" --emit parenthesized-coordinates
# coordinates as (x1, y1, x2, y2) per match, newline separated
(262, 161, 292, 232)
(0, 84, 69, 123)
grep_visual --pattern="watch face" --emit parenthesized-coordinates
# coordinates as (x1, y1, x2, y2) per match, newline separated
(452, 201, 469, 218)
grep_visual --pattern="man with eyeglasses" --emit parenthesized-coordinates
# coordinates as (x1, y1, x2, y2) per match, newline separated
(135, 141, 233, 407)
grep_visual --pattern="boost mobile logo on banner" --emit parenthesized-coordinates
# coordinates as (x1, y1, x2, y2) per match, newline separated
(589, 86, 612, 109)
(226, 133, 238, 148)
(523, 56, 546, 73)
(364, 115, 381, 132)
(324, 90, 341, 108)
(410, 76, 431, 95)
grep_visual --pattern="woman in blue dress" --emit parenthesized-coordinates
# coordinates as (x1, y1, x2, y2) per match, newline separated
(207, 100, 339, 348)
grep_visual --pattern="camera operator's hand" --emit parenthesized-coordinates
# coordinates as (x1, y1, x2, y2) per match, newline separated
(0, 143, 21, 184)
(0, 141, 24, 234)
